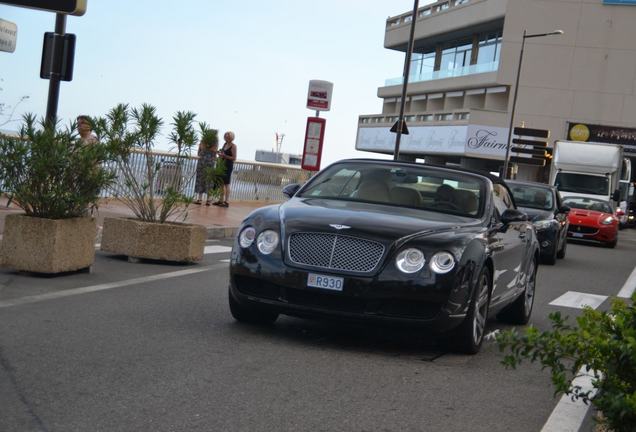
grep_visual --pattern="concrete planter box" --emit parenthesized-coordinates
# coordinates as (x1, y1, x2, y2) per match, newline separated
(100, 217, 206, 263)
(0, 214, 97, 274)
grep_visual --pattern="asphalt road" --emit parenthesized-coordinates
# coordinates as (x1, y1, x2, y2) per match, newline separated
(1, 231, 635, 432)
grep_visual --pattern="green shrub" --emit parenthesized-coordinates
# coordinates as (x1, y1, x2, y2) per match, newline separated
(94, 103, 210, 223)
(0, 115, 115, 219)
(496, 294, 636, 432)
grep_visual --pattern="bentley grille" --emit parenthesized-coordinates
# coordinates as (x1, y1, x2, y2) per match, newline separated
(288, 232, 385, 273)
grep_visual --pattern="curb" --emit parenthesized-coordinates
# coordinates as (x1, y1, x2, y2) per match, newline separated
(207, 226, 238, 240)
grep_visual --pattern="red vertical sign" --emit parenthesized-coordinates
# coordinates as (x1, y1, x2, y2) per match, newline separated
(302, 117, 326, 171)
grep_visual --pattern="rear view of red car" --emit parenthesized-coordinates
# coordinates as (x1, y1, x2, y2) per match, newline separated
(562, 197, 619, 248)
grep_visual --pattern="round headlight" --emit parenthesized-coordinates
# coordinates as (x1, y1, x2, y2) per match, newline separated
(239, 227, 256, 248)
(430, 251, 455, 274)
(533, 220, 555, 230)
(600, 216, 615, 225)
(396, 248, 425, 274)
(257, 230, 280, 255)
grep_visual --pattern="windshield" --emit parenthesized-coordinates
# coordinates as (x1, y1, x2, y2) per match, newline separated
(562, 197, 612, 214)
(298, 162, 485, 217)
(555, 173, 609, 196)
(508, 184, 554, 211)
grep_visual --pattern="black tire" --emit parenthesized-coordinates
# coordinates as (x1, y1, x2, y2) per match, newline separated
(542, 245, 557, 265)
(498, 258, 537, 325)
(229, 290, 279, 325)
(607, 238, 617, 248)
(556, 237, 567, 259)
(451, 266, 491, 355)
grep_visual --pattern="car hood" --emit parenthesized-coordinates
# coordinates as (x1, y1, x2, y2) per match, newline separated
(518, 206, 553, 222)
(567, 209, 613, 226)
(280, 198, 480, 242)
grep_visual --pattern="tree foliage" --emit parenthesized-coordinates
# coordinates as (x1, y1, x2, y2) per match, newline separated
(0, 115, 115, 219)
(497, 294, 636, 432)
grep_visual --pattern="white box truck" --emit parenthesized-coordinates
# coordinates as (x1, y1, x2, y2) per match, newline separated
(549, 141, 625, 207)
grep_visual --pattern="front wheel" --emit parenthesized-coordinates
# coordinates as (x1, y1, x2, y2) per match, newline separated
(556, 237, 567, 259)
(498, 258, 537, 325)
(451, 267, 491, 355)
(229, 289, 279, 325)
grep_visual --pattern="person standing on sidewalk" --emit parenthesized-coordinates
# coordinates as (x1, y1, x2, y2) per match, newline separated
(76, 115, 98, 145)
(194, 130, 219, 206)
(214, 131, 236, 208)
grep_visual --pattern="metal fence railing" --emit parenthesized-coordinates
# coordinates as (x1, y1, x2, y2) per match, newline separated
(103, 150, 312, 202)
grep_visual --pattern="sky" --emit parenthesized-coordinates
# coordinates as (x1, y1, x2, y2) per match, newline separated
(0, 0, 428, 165)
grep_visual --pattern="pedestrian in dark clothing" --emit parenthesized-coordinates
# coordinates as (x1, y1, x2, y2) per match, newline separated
(214, 131, 236, 207)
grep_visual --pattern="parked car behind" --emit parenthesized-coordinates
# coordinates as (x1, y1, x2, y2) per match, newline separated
(507, 180, 570, 265)
(562, 196, 619, 248)
(229, 159, 540, 354)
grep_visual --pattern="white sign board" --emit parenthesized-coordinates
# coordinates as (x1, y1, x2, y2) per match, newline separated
(0, 19, 17, 53)
(464, 125, 510, 160)
(307, 80, 333, 111)
(356, 125, 467, 155)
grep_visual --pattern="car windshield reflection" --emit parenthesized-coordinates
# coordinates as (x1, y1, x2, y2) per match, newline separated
(509, 184, 554, 211)
(562, 197, 612, 214)
(298, 162, 485, 218)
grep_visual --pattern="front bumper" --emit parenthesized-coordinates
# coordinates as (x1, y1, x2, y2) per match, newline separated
(229, 247, 472, 332)
(567, 224, 617, 244)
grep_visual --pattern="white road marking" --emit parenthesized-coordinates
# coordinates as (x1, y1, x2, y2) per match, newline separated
(219, 259, 231, 263)
(204, 245, 232, 254)
(543, 289, 608, 432)
(541, 367, 597, 432)
(617, 266, 636, 299)
(549, 291, 607, 310)
(0, 263, 228, 309)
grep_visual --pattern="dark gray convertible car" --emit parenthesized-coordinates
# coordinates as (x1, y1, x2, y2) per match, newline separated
(229, 160, 540, 354)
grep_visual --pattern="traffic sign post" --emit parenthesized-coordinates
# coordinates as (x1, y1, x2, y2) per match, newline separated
(509, 127, 551, 167)
(301, 117, 325, 171)
(0, 18, 17, 53)
(306, 80, 333, 112)
(0, 0, 87, 16)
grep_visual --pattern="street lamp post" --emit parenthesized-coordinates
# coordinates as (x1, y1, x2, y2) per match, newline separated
(502, 29, 564, 179)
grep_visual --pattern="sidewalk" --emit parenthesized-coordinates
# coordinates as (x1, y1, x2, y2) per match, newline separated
(0, 198, 272, 239)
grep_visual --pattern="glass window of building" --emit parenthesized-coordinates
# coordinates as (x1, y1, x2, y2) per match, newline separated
(477, 31, 503, 65)
(410, 51, 436, 79)
(439, 41, 472, 72)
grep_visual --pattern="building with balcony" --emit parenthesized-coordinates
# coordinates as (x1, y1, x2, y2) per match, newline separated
(357, 0, 636, 179)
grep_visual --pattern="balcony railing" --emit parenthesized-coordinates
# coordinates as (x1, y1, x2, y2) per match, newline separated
(386, 0, 472, 28)
(359, 110, 471, 125)
(385, 61, 499, 86)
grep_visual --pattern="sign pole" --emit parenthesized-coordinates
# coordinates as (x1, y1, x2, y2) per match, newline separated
(45, 13, 66, 126)
(393, 0, 419, 161)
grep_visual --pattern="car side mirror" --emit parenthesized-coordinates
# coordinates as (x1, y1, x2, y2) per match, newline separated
(616, 209, 625, 217)
(501, 209, 528, 225)
(282, 183, 301, 199)
(558, 205, 570, 214)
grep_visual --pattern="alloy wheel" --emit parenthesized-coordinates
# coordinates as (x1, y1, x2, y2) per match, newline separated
(524, 260, 536, 314)
(472, 273, 490, 345)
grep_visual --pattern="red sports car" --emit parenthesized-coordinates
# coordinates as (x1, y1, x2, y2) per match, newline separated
(562, 196, 619, 248)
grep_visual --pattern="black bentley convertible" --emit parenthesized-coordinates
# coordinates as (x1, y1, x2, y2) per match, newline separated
(229, 160, 539, 354)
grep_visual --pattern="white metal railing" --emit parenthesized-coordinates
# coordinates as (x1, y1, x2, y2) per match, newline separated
(103, 150, 312, 202)
(386, 0, 472, 28)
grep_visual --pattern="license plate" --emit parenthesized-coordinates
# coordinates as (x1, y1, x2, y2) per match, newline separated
(307, 273, 344, 291)
(572, 232, 585, 238)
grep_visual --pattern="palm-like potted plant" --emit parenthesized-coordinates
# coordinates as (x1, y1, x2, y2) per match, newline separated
(95, 104, 208, 263)
(0, 115, 115, 273)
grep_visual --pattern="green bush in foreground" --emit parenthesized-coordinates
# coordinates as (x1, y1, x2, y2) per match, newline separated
(0, 115, 115, 219)
(496, 294, 636, 432)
